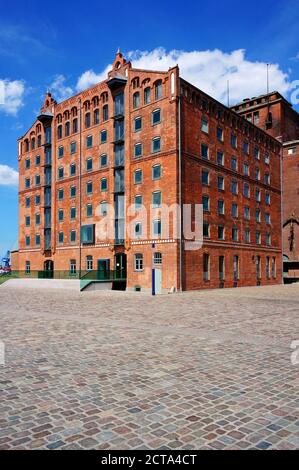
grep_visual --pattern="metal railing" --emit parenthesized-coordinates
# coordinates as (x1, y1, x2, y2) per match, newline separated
(7, 270, 126, 282)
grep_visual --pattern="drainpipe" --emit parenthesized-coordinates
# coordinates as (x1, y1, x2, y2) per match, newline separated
(178, 95, 183, 293)
(79, 99, 82, 278)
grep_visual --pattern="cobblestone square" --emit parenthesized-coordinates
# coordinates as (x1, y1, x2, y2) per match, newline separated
(0, 284, 298, 450)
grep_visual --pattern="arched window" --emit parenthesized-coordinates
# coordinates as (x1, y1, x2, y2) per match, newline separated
(154, 80, 162, 100)
(133, 92, 140, 109)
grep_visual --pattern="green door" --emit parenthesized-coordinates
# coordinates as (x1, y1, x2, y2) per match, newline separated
(97, 259, 110, 280)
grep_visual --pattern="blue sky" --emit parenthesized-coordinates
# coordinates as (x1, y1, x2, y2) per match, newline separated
(0, 0, 299, 258)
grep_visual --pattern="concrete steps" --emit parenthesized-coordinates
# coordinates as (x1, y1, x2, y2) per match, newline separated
(1, 279, 81, 291)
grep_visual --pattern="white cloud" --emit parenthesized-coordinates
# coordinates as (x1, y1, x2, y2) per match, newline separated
(75, 48, 292, 104)
(0, 164, 18, 186)
(0, 79, 25, 115)
(49, 74, 73, 101)
(76, 66, 111, 91)
(127, 48, 292, 104)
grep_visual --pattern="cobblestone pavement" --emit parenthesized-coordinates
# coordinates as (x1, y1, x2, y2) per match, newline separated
(0, 284, 298, 450)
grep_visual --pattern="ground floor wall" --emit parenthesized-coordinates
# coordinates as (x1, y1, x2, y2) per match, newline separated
(13, 242, 282, 291)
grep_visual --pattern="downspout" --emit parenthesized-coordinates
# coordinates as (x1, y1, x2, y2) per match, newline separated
(280, 143, 284, 284)
(79, 99, 82, 278)
(178, 95, 182, 292)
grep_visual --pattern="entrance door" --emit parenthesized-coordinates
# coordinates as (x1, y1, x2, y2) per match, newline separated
(44, 260, 54, 279)
(154, 269, 162, 295)
(115, 253, 127, 280)
(97, 259, 110, 280)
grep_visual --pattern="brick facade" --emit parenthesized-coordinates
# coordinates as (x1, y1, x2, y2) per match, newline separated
(13, 52, 282, 291)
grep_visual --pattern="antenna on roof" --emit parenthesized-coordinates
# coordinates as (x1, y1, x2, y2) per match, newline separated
(227, 80, 230, 107)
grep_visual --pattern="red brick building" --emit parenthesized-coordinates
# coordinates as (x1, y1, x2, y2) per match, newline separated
(232, 92, 299, 281)
(12, 52, 282, 291)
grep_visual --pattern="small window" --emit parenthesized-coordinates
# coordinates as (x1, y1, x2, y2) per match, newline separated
(255, 168, 260, 181)
(100, 201, 108, 216)
(86, 181, 93, 195)
(94, 109, 99, 125)
(155, 81, 162, 100)
(202, 169, 209, 185)
(244, 206, 250, 220)
(58, 209, 64, 222)
(57, 125, 62, 139)
(25, 197, 30, 208)
(144, 87, 151, 104)
(70, 186, 76, 198)
(25, 261, 31, 273)
(217, 127, 223, 141)
(134, 253, 143, 271)
(255, 188, 261, 202)
(85, 112, 91, 128)
(203, 253, 210, 281)
(153, 219, 162, 237)
(217, 151, 224, 166)
(134, 116, 142, 132)
(201, 143, 209, 159)
(86, 135, 93, 148)
(217, 176, 224, 191)
(265, 192, 270, 205)
(81, 225, 95, 245)
(233, 255, 239, 280)
(58, 167, 64, 179)
(70, 163, 76, 176)
(231, 133, 237, 149)
(152, 164, 161, 180)
(134, 195, 142, 210)
(134, 169, 142, 184)
(37, 135, 42, 147)
(103, 104, 109, 121)
(202, 195, 210, 212)
(70, 230, 76, 243)
(231, 157, 237, 171)
(265, 152, 270, 164)
(265, 213, 271, 225)
(58, 188, 64, 200)
(231, 180, 238, 195)
(100, 130, 107, 143)
(152, 191, 162, 208)
(100, 154, 108, 167)
(73, 119, 78, 134)
(25, 236, 30, 247)
(231, 203, 238, 218)
(133, 92, 140, 109)
(218, 200, 225, 215)
(232, 227, 238, 241)
(86, 255, 93, 270)
(134, 143, 142, 158)
(219, 256, 225, 280)
(25, 158, 30, 169)
(256, 231, 261, 245)
(244, 183, 250, 198)
(35, 155, 40, 166)
(152, 137, 161, 153)
(25, 178, 30, 188)
(58, 231, 64, 244)
(35, 195, 40, 205)
(203, 221, 210, 238)
(58, 146, 64, 158)
(255, 208, 261, 223)
(152, 109, 161, 125)
(70, 207, 76, 219)
(264, 173, 270, 185)
(201, 118, 209, 133)
(243, 141, 249, 155)
(86, 158, 93, 172)
(100, 177, 108, 191)
(218, 225, 225, 240)
(244, 163, 249, 176)
(35, 175, 40, 186)
(70, 141, 76, 154)
(35, 234, 40, 246)
(86, 203, 93, 217)
(70, 258, 76, 272)
(25, 216, 30, 227)
(65, 122, 70, 136)
(254, 147, 260, 160)
(135, 222, 142, 238)
(244, 229, 250, 243)
(154, 252, 162, 265)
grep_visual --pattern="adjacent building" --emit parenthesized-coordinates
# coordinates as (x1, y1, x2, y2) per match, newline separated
(12, 52, 282, 291)
(232, 92, 299, 282)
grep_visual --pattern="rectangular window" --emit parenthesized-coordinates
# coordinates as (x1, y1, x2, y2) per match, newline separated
(25, 236, 30, 247)
(202, 169, 209, 185)
(217, 151, 224, 166)
(272, 257, 276, 278)
(152, 191, 162, 208)
(217, 176, 224, 190)
(217, 200, 224, 215)
(100, 154, 108, 167)
(231, 157, 237, 171)
(231, 180, 238, 195)
(25, 197, 30, 208)
(25, 216, 30, 227)
(152, 164, 161, 180)
(203, 253, 210, 281)
(155, 81, 162, 100)
(154, 252, 162, 265)
(244, 229, 250, 243)
(219, 256, 225, 281)
(81, 225, 95, 245)
(243, 141, 249, 154)
(58, 209, 64, 222)
(58, 231, 64, 244)
(65, 123, 70, 137)
(256, 231, 261, 245)
(134, 254, 143, 271)
(144, 87, 151, 104)
(152, 137, 161, 153)
(70, 163, 76, 176)
(134, 143, 142, 158)
(35, 234, 40, 246)
(35, 155, 40, 166)
(86, 204, 93, 217)
(217, 127, 223, 141)
(255, 188, 261, 202)
(70, 207, 76, 219)
(244, 163, 249, 176)
(35, 175, 40, 186)
(244, 183, 250, 198)
(254, 147, 260, 160)
(266, 233, 271, 246)
(266, 256, 270, 279)
(134, 195, 142, 210)
(86, 135, 93, 148)
(35, 195, 40, 205)
(70, 186, 76, 198)
(35, 213, 40, 225)
(100, 130, 107, 143)
(244, 206, 250, 220)
(85, 113, 91, 128)
(70, 230, 76, 243)
(86, 255, 93, 271)
(25, 178, 30, 189)
(231, 133, 237, 148)
(103, 105, 109, 121)
(134, 169, 142, 184)
(201, 118, 209, 133)
(202, 195, 210, 212)
(25, 260, 30, 273)
(70, 259, 77, 273)
(201, 143, 209, 159)
(265, 152, 270, 164)
(58, 167, 64, 179)
(134, 116, 142, 132)
(135, 222, 142, 238)
(231, 203, 238, 218)
(94, 109, 99, 125)
(203, 221, 210, 238)
(218, 225, 225, 240)
(233, 255, 239, 280)
(153, 219, 162, 237)
(232, 227, 238, 241)
(58, 146, 64, 158)
(73, 119, 78, 133)
(86, 158, 93, 172)
(70, 142, 76, 154)
(100, 178, 108, 192)
(114, 93, 124, 116)
(152, 109, 161, 125)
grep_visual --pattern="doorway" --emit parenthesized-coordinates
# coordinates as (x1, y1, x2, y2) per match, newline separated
(44, 260, 54, 278)
(114, 253, 127, 290)
(97, 259, 110, 280)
